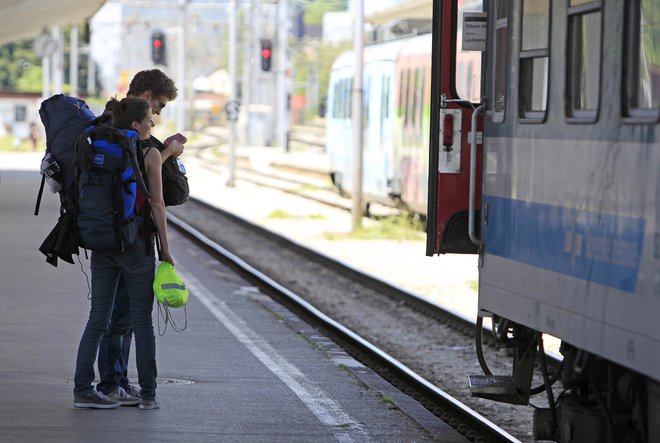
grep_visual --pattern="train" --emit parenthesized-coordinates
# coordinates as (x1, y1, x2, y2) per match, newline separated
(425, 1, 659, 442)
(325, 28, 480, 215)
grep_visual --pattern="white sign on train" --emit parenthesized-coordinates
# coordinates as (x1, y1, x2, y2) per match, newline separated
(462, 12, 487, 51)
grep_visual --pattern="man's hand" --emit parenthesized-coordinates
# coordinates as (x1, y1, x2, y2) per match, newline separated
(161, 141, 184, 163)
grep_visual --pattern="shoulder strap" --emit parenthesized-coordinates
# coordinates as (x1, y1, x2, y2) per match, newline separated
(34, 175, 46, 216)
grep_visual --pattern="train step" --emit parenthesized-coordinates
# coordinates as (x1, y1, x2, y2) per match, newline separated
(468, 374, 522, 404)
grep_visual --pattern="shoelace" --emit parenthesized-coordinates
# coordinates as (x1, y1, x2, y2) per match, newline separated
(108, 387, 128, 400)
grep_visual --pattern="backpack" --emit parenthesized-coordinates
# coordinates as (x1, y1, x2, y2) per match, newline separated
(35, 94, 101, 216)
(75, 124, 150, 253)
(148, 135, 189, 206)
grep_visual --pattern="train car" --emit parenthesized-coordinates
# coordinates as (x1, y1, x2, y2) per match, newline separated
(325, 33, 434, 213)
(427, 1, 659, 441)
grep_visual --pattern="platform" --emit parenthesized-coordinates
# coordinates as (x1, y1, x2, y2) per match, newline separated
(0, 170, 466, 442)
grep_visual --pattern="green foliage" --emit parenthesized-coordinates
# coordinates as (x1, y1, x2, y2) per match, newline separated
(291, 40, 351, 117)
(318, 40, 351, 104)
(0, 135, 33, 152)
(15, 66, 42, 93)
(267, 209, 326, 220)
(0, 24, 101, 96)
(301, 0, 348, 26)
(0, 38, 39, 91)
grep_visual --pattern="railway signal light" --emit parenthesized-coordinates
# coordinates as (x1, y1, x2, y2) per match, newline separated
(260, 39, 272, 72)
(151, 31, 166, 65)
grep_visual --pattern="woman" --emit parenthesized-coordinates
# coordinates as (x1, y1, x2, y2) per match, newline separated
(73, 97, 173, 410)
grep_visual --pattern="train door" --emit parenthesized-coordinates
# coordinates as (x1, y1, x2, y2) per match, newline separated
(326, 55, 354, 193)
(426, 0, 485, 255)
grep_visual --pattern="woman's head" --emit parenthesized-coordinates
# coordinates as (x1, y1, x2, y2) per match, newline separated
(106, 97, 154, 140)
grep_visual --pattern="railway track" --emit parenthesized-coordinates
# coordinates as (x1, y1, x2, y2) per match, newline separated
(192, 126, 407, 218)
(168, 197, 561, 442)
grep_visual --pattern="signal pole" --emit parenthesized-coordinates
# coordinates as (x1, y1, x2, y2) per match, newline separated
(227, 0, 238, 187)
(277, 0, 289, 150)
(351, 0, 364, 231)
(69, 26, 79, 96)
(176, 0, 187, 134)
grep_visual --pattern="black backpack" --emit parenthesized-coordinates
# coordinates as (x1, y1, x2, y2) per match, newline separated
(148, 135, 189, 206)
(75, 124, 150, 253)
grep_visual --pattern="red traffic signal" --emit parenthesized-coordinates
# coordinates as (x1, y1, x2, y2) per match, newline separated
(260, 39, 272, 72)
(151, 31, 166, 65)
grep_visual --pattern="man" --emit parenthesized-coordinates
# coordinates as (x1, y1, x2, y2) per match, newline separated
(94, 69, 185, 407)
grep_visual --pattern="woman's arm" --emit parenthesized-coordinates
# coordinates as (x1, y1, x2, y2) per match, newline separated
(143, 148, 174, 265)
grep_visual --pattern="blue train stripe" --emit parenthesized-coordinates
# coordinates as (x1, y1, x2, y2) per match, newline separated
(483, 196, 645, 292)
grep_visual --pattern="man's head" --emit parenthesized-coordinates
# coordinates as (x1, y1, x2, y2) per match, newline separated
(127, 69, 178, 115)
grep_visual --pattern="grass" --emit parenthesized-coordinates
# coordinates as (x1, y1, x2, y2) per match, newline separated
(323, 214, 425, 241)
(380, 394, 394, 404)
(267, 209, 326, 220)
(0, 135, 36, 152)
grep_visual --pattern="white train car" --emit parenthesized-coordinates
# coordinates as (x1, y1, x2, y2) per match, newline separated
(325, 34, 433, 213)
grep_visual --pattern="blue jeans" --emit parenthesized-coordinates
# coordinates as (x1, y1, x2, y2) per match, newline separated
(74, 241, 157, 400)
(96, 277, 133, 395)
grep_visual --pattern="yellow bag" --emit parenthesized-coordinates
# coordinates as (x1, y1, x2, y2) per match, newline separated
(153, 262, 189, 308)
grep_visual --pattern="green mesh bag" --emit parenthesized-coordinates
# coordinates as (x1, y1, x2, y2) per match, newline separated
(153, 262, 189, 308)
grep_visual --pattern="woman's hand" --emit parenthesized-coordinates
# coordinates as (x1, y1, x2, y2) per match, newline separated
(161, 251, 175, 267)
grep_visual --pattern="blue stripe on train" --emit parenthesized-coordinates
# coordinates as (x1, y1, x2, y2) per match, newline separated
(483, 195, 645, 292)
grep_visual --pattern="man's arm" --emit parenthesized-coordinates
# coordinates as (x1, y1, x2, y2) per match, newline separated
(160, 141, 184, 163)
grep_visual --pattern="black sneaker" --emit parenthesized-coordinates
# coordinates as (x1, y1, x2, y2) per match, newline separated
(106, 386, 140, 406)
(74, 390, 121, 409)
(124, 384, 141, 399)
(139, 397, 160, 410)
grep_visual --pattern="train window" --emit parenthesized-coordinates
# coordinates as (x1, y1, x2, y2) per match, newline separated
(404, 69, 411, 125)
(566, 1, 602, 120)
(419, 68, 427, 141)
(519, 0, 550, 121)
(493, 1, 510, 120)
(364, 76, 370, 126)
(412, 68, 419, 128)
(623, 0, 660, 120)
(398, 70, 405, 119)
(336, 80, 342, 119)
(337, 80, 344, 118)
(346, 78, 353, 118)
(456, 1, 483, 103)
(381, 75, 390, 119)
(338, 78, 351, 119)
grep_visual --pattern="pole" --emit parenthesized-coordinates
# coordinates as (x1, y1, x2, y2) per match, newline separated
(227, 0, 238, 187)
(86, 53, 96, 96)
(42, 56, 50, 100)
(176, 0, 187, 134)
(252, 0, 261, 145)
(277, 0, 289, 150)
(351, 0, 364, 231)
(70, 26, 79, 96)
(51, 27, 64, 94)
(243, 1, 253, 146)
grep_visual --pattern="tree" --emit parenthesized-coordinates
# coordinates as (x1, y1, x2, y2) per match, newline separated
(0, 38, 40, 91)
(0, 25, 102, 96)
(300, 0, 348, 26)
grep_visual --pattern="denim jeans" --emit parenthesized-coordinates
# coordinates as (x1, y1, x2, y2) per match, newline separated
(96, 276, 133, 395)
(74, 240, 157, 400)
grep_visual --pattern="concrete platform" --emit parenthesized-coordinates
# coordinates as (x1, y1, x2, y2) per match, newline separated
(0, 170, 466, 442)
